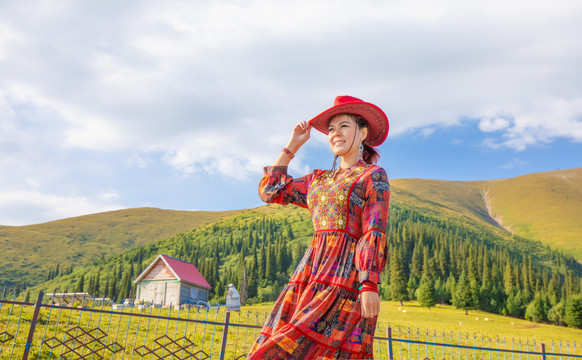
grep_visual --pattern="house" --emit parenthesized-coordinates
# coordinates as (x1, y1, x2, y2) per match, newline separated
(133, 254, 211, 306)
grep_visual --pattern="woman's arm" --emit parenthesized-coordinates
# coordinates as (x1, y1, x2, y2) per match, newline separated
(258, 121, 315, 208)
(356, 167, 390, 318)
(272, 121, 311, 166)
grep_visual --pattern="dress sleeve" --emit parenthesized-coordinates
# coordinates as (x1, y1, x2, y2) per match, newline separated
(258, 166, 316, 209)
(355, 166, 390, 284)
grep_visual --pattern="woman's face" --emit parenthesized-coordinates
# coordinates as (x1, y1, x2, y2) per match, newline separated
(327, 114, 367, 157)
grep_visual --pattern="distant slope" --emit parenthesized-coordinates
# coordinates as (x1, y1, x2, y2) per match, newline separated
(391, 167, 582, 261)
(390, 178, 493, 226)
(483, 168, 582, 260)
(0, 207, 245, 286)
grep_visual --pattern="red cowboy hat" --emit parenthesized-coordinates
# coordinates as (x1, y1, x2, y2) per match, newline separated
(308, 95, 389, 147)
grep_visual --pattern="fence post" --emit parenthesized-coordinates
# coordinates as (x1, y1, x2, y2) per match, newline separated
(540, 343, 546, 360)
(22, 291, 44, 360)
(387, 326, 394, 360)
(219, 311, 231, 360)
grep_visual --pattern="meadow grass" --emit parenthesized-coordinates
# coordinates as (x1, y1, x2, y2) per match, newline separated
(244, 300, 582, 344)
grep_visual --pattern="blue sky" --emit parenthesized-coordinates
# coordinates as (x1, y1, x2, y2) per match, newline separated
(0, 0, 581, 225)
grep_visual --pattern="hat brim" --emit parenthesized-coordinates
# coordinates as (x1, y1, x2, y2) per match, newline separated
(308, 101, 389, 147)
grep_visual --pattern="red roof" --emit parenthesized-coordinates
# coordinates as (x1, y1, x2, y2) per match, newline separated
(134, 254, 211, 289)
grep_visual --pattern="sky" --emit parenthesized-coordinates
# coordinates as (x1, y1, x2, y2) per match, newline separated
(0, 0, 581, 226)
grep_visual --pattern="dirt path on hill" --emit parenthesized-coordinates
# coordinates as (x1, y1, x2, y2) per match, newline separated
(481, 190, 513, 233)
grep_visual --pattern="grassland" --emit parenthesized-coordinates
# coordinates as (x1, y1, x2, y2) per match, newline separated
(243, 300, 582, 345)
(0, 207, 245, 286)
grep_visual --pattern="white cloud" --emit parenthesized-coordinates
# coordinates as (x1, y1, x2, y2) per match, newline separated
(480, 98, 582, 151)
(98, 190, 120, 201)
(419, 127, 437, 138)
(479, 118, 510, 132)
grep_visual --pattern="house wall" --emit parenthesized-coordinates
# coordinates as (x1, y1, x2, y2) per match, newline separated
(136, 280, 209, 305)
(179, 282, 210, 304)
(136, 280, 181, 306)
(142, 261, 175, 281)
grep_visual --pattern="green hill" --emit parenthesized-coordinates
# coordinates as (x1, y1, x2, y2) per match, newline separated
(483, 168, 582, 260)
(0, 207, 245, 286)
(391, 167, 582, 261)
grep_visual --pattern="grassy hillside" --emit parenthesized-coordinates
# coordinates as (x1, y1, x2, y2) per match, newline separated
(391, 167, 582, 261)
(0, 207, 245, 286)
(483, 168, 582, 260)
(390, 179, 496, 228)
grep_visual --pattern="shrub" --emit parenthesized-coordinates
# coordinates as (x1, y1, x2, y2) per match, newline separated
(547, 302, 566, 326)
(524, 295, 546, 323)
(564, 295, 582, 328)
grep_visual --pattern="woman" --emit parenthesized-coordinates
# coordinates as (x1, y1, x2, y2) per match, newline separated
(248, 95, 390, 360)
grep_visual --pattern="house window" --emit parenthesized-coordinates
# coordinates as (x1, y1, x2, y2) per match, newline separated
(190, 287, 198, 300)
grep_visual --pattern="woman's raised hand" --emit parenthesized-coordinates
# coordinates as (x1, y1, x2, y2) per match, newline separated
(288, 121, 311, 152)
(272, 121, 312, 167)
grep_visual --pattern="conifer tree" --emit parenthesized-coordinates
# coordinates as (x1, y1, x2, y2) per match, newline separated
(389, 251, 407, 306)
(504, 262, 514, 295)
(88, 276, 95, 295)
(76, 274, 85, 293)
(454, 271, 473, 315)
(94, 273, 100, 297)
(259, 245, 267, 281)
(103, 279, 110, 299)
(564, 295, 582, 328)
(24, 287, 30, 303)
(547, 302, 566, 326)
(108, 276, 118, 300)
(407, 275, 419, 300)
(438, 247, 449, 279)
(248, 260, 258, 299)
(417, 274, 437, 310)
(238, 249, 248, 305)
(525, 293, 546, 323)
(267, 244, 277, 282)
(410, 245, 423, 278)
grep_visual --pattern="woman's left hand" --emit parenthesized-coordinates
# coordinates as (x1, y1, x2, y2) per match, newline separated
(360, 291, 380, 318)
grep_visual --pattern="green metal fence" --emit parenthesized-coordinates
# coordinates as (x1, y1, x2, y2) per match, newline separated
(1, 290, 581, 359)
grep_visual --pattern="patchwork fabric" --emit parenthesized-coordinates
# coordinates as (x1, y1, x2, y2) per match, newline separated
(251, 160, 390, 360)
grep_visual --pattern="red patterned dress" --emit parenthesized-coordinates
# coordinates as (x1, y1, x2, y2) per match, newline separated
(248, 159, 390, 360)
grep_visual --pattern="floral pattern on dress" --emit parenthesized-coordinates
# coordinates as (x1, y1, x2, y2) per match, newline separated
(307, 165, 369, 231)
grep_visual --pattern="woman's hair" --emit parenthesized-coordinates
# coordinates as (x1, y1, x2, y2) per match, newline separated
(341, 114, 380, 164)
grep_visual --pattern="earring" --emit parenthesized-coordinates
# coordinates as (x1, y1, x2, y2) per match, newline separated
(329, 154, 338, 177)
(358, 142, 364, 159)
